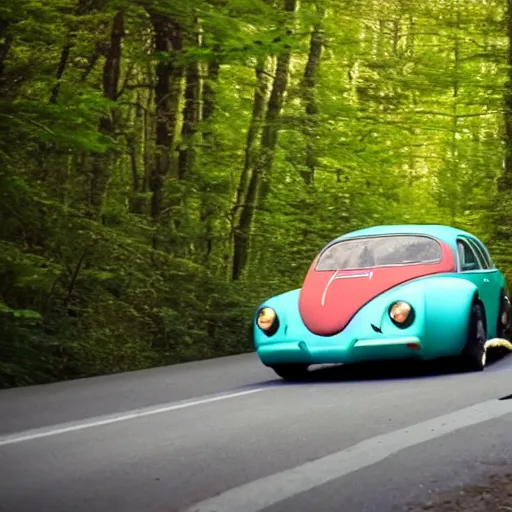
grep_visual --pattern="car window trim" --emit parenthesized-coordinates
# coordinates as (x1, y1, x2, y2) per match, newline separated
(457, 236, 484, 272)
(471, 237, 496, 269)
(464, 237, 489, 269)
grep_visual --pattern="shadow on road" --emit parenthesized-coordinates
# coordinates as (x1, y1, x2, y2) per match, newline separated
(250, 348, 512, 387)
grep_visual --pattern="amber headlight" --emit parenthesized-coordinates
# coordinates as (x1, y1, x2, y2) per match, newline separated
(389, 301, 414, 328)
(256, 307, 279, 335)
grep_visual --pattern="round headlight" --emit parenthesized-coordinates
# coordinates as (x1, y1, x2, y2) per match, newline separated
(257, 307, 277, 331)
(389, 301, 413, 326)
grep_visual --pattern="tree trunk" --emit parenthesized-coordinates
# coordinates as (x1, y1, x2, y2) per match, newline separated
(301, 4, 325, 186)
(148, 12, 184, 220)
(178, 20, 201, 181)
(0, 21, 13, 84)
(202, 44, 221, 143)
(231, 55, 270, 227)
(230, 56, 271, 280)
(499, 0, 512, 194)
(89, 10, 124, 216)
(80, 42, 104, 83)
(448, 9, 460, 224)
(199, 43, 221, 264)
(256, 1, 297, 205)
(50, 0, 103, 103)
(143, 80, 154, 209)
(232, 0, 297, 280)
(128, 90, 151, 214)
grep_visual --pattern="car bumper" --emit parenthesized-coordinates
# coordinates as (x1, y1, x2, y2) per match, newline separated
(256, 335, 424, 366)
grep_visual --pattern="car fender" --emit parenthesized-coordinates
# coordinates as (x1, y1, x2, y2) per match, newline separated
(417, 275, 479, 357)
(343, 275, 479, 358)
(252, 289, 302, 347)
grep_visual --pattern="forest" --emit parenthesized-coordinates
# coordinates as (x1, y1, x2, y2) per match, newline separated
(1, 0, 512, 388)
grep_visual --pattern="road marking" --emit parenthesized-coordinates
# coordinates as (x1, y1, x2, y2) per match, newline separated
(0, 387, 267, 447)
(183, 398, 512, 512)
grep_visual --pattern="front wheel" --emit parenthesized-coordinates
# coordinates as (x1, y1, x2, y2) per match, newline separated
(460, 302, 487, 372)
(271, 363, 310, 381)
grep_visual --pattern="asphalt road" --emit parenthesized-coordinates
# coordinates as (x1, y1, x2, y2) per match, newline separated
(1, 353, 512, 512)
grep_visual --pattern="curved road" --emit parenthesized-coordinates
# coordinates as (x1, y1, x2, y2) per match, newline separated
(1, 353, 512, 512)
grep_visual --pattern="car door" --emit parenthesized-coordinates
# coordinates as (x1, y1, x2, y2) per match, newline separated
(457, 236, 499, 336)
(467, 236, 502, 333)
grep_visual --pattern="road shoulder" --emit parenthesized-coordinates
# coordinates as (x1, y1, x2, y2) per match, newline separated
(405, 470, 512, 511)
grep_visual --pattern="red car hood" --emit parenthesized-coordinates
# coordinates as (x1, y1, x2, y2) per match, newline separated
(298, 243, 455, 337)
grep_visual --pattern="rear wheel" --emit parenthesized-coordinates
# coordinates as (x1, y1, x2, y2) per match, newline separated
(271, 364, 310, 381)
(497, 293, 512, 340)
(486, 293, 512, 364)
(460, 302, 487, 372)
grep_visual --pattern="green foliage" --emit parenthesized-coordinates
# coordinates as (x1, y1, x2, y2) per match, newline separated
(1, 0, 512, 388)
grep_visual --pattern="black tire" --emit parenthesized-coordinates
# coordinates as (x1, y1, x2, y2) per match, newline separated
(460, 302, 487, 372)
(271, 363, 310, 381)
(497, 293, 512, 340)
(486, 292, 512, 364)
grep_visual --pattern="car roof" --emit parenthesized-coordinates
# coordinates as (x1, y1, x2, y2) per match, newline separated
(327, 224, 479, 251)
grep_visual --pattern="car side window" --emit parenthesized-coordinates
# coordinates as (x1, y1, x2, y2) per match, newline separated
(465, 238, 489, 269)
(457, 239, 481, 271)
(472, 238, 495, 269)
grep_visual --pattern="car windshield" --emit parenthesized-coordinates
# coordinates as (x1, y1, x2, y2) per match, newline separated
(315, 235, 442, 271)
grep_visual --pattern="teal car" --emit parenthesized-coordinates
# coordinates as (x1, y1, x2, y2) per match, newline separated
(252, 225, 512, 380)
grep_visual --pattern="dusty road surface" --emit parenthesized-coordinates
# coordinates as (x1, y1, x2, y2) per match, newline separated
(1, 353, 512, 512)
(404, 471, 512, 511)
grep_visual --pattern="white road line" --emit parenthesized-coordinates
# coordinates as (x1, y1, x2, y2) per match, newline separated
(0, 387, 267, 447)
(183, 398, 512, 512)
